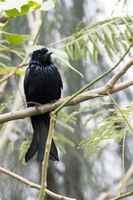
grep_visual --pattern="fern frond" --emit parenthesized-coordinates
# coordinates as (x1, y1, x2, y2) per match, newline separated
(50, 16, 133, 62)
(79, 103, 133, 157)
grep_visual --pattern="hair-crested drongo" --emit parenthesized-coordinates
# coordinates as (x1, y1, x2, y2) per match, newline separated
(24, 47, 63, 162)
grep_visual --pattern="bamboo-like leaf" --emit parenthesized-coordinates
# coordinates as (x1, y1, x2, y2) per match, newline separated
(55, 132, 75, 146)
(50, 48, 84, 77)
(73, 41, 81, 60)
(56, 16, 133, 63)
(0, 66, 25, 75)
(57, 120, 75, 133)
(103, 29, 116, 52)
(111, 32, 120, 53)
(0, 53, 11, 61)
(7, 142, 14, 153)
(79, 103, 132, 158)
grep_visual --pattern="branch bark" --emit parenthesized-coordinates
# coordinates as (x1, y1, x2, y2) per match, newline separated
(106, 59, 133, 89)
(0, 58, 133, 124)
(0, 79, 132, 124)
(0, 166, 76, 200)
(111, 190, 133, 200)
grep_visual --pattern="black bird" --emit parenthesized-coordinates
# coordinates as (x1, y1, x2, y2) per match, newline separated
(24, 47, 63, 162)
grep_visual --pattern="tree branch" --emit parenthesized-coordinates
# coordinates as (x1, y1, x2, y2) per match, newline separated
(0, 79, 132, 124)
(0, 166, 76, 200)
(111, 190, 133, 200)
(0, 57, 132, 124)
(106, 59, 133, 89)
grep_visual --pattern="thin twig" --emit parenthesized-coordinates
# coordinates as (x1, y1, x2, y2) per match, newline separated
(96, 162, 133, 200)
(0, 167, 76, 200)
(0, 44, 25, 59)
(106, 93, 133, 200)
(111, 190, 133, 200)
(107, 92, 133, 134)
(0, 61, 28, 84)
(38, 113, 57, 199)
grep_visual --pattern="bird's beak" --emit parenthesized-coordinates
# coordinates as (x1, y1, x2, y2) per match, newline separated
(43, 51, 53, 60)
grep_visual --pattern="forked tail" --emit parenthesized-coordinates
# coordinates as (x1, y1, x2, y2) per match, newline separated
(25, 114, 59, 162)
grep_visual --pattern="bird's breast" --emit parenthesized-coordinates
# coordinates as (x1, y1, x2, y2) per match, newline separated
(27, 63, 60, 104)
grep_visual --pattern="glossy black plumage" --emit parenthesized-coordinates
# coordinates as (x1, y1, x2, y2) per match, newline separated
(24, 48, 63, 162)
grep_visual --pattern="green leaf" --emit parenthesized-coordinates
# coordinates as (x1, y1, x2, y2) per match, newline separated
(52, 0, 56, 4)
(0, 0, 28, 12)
(0, 53, 11, 61)
(57, 120, 75, 133)
(29, 0, 42, 10)
(25, 46, 83, 77)
(5, 5, 30, 17)
(50, 48, 84, 78)
(0, 67, 25, 75)
(0, 96, 13, 114)
(4, 33, 27, 46)
(0, 22, 7, 30)
(55, 132, 75, 146)
(0, 62, 7, 68)
(55, 141, 66, 154)
(73, 41, 81, 60)
(61, 16, 133, 62)
(7, 142, 14, 153)
(64, 45, 74, 60)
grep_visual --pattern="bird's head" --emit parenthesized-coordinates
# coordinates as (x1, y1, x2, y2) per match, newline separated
(30, 47, 53, 65)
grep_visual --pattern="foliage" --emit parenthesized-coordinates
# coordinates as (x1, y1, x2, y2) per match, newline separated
(0, 0, 56, 19)
(79, 102, 133, 157)
(57, 16, 133, 63)
(0, 0, 133, 159)
(0, 15, 133, 77)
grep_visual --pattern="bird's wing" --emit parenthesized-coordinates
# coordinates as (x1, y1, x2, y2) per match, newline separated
(58, 69, 63, 89)
(24, 67, 30, 100)
(56, 68, 63, 98)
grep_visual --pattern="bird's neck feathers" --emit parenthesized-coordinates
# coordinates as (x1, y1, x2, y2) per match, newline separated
(30, 57, 52, 67)
(30, 48, 53, 67)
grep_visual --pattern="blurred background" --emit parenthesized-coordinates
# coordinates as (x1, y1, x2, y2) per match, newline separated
(0, 0, 133, 200)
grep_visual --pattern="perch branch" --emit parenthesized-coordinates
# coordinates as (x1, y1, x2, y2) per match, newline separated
(0, 56, 132, 123)
(0, 79, 132, 124)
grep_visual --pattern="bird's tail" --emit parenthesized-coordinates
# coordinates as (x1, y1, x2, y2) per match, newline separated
(25, 114, 59, 162)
